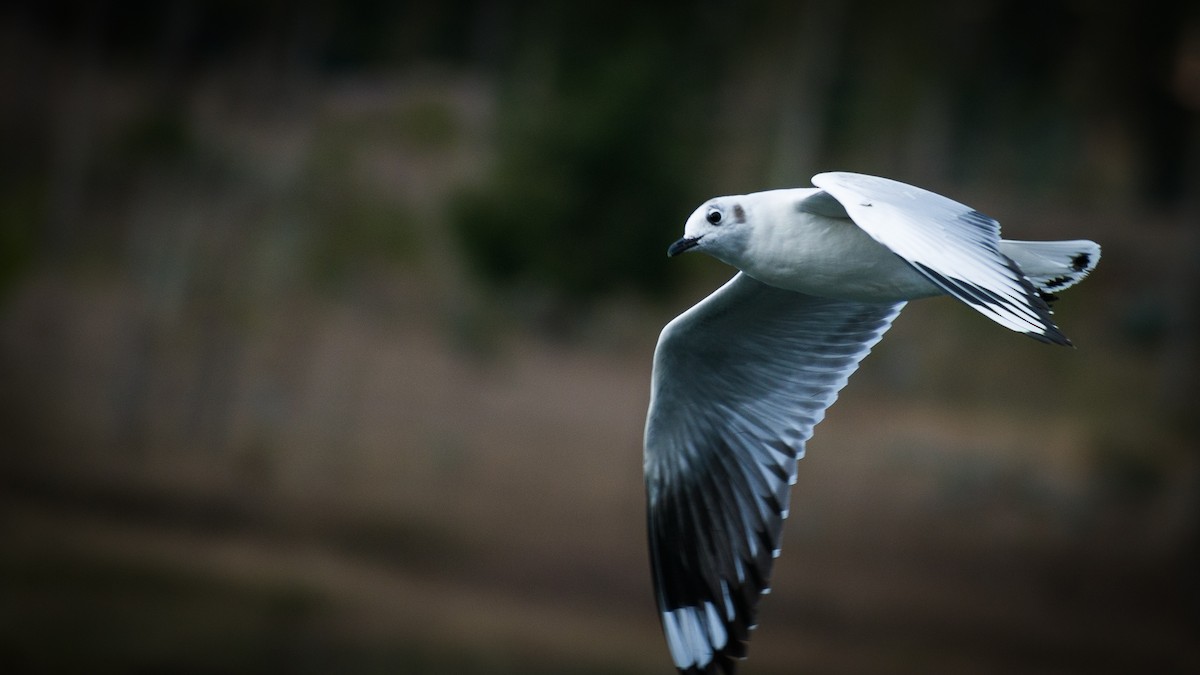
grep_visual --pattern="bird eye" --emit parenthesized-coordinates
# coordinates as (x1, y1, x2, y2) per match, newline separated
(706, 208, 723, 225)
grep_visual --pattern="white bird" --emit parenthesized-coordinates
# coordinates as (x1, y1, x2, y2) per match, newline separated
(644, 172, 1099, 674)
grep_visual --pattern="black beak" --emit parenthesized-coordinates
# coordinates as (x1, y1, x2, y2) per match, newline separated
(667, 236, 701, 257)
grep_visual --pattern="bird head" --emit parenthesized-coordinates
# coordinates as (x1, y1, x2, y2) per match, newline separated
(668, 197, 753, 266)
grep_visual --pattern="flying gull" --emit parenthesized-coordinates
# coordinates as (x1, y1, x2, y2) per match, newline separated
(644, 172, 1099, 673)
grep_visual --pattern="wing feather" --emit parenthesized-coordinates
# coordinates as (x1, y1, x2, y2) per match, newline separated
(810, 172, 1069, 344)
(645, 273, 903, 673)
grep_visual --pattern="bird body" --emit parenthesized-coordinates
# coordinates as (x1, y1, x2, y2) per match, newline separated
(645, 172, 1099, 674)
(718, 188, 943, 302)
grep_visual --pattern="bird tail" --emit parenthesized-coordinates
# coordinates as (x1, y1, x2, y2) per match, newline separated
(999, 239, 1101, 296)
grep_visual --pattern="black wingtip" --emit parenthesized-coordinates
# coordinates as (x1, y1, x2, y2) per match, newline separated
(677, 654, 740, 675)
(1027, 328, 1073, 347)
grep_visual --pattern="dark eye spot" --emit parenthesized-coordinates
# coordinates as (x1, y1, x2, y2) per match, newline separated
(706, 208, 722, 225)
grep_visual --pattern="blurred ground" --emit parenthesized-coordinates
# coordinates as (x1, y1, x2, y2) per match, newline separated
(2, 3, 1200, 674)
(3, 262, 1198, 674)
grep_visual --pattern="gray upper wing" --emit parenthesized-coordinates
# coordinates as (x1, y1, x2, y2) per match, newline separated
(645, 273, 903, 673)
(810, 171, 1069, 344)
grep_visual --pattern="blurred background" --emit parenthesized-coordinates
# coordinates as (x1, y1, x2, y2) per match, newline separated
(1, 1, 1198, 673)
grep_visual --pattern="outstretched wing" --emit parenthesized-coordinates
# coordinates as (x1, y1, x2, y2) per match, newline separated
(810, 171, 1069, 345)
(645, 273, 903, 673)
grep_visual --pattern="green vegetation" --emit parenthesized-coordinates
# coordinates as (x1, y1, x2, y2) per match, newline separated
(451, 10, 717, 305)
